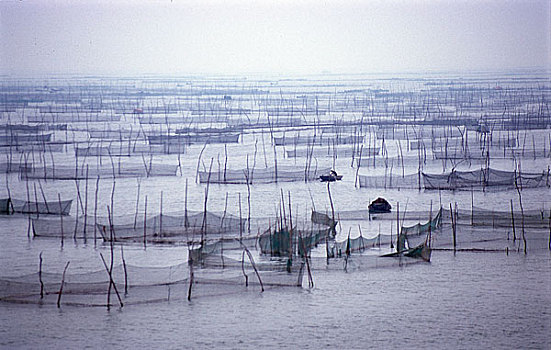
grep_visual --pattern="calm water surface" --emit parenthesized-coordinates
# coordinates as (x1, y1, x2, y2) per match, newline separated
(1, 245, 550, 349)
(1, 131, 551, 349)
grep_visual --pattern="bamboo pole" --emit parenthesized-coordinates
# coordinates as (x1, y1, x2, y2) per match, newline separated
(187, 248, 194, 301)
(159, 191, 163, 236)
(33, 183, 39, 217)
(355, 145, 363, 188)
(201, 158, 214, 245)
(326, 182, 335, 262)
(195, 142, 208, 183)
(73, 180, 80, 240)
(121, 245, 128, 295)
(143, 195, 148, 249)
(450, 202, 456, 252)
(245, 156, 251, 234)
(394, 202, 399, 250)
(38, 180, 50, 214)
(94, 176, 100, 246)
(58, 193, 64, 248)
(548, 207, 551, 251)
(510, 199, 516, 242)
(83, 166, 89, 242)
(39, 252, 44, 299)
(133, 178, 141, 230)
(99, 253, 124, 309)
(57, 261, 70, 308)
(514, 178, 527, 254)
(238, 240, 264, 292)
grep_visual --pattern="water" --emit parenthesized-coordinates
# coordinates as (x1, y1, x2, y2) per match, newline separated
(1, 251, 549, 349)
(1, 73, 551, 348)
(2, 158, 551, 349)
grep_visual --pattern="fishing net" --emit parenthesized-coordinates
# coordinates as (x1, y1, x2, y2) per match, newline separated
(0, 133, 52, 145)
(285, 145, 379, 158)
(358, 172, 422, 190)
(148, 133, 240, 145)
(359, 168, 549, 190)
(27, 114, 121, 123)
(76, 143, 185, 156)
(410, 134, 517, 151)
(422, 168, 549, 190)
(0, 254, 305, 307)
(5, 198, 73, 215)
(444, 206, 551, 229)
(32, 211, 281, 245)
(0, 142, 66, 154)
(24, 163, 178, 180)
(198, 166, 331, 184)
(400, 208, 443, 236)
(273, 134, 363, 146)
(0, 161, 34, 173)
(376, 126, 465, 140)
(257, 228, 329, 257)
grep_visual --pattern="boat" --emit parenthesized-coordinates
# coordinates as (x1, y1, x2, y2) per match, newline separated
(320, 170, 342, 182)
(368, 197, 392, 213)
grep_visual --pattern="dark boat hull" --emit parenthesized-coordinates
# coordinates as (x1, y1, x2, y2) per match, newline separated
(320, 175, 342, 182)
(368, 203, 392, 213)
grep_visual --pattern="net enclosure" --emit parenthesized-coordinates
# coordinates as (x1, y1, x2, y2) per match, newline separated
(199, 166, 331, 184)
(358, 167, 550, 190)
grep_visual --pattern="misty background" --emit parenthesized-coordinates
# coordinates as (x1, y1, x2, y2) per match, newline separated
(1, 0, 550, 76)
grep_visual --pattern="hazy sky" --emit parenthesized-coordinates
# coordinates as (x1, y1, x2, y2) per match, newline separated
(1, 0, 549, 76)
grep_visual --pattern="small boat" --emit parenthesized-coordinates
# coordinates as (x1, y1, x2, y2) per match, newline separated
(320, 170, 342, 182)
(368, 197, 392, 213)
